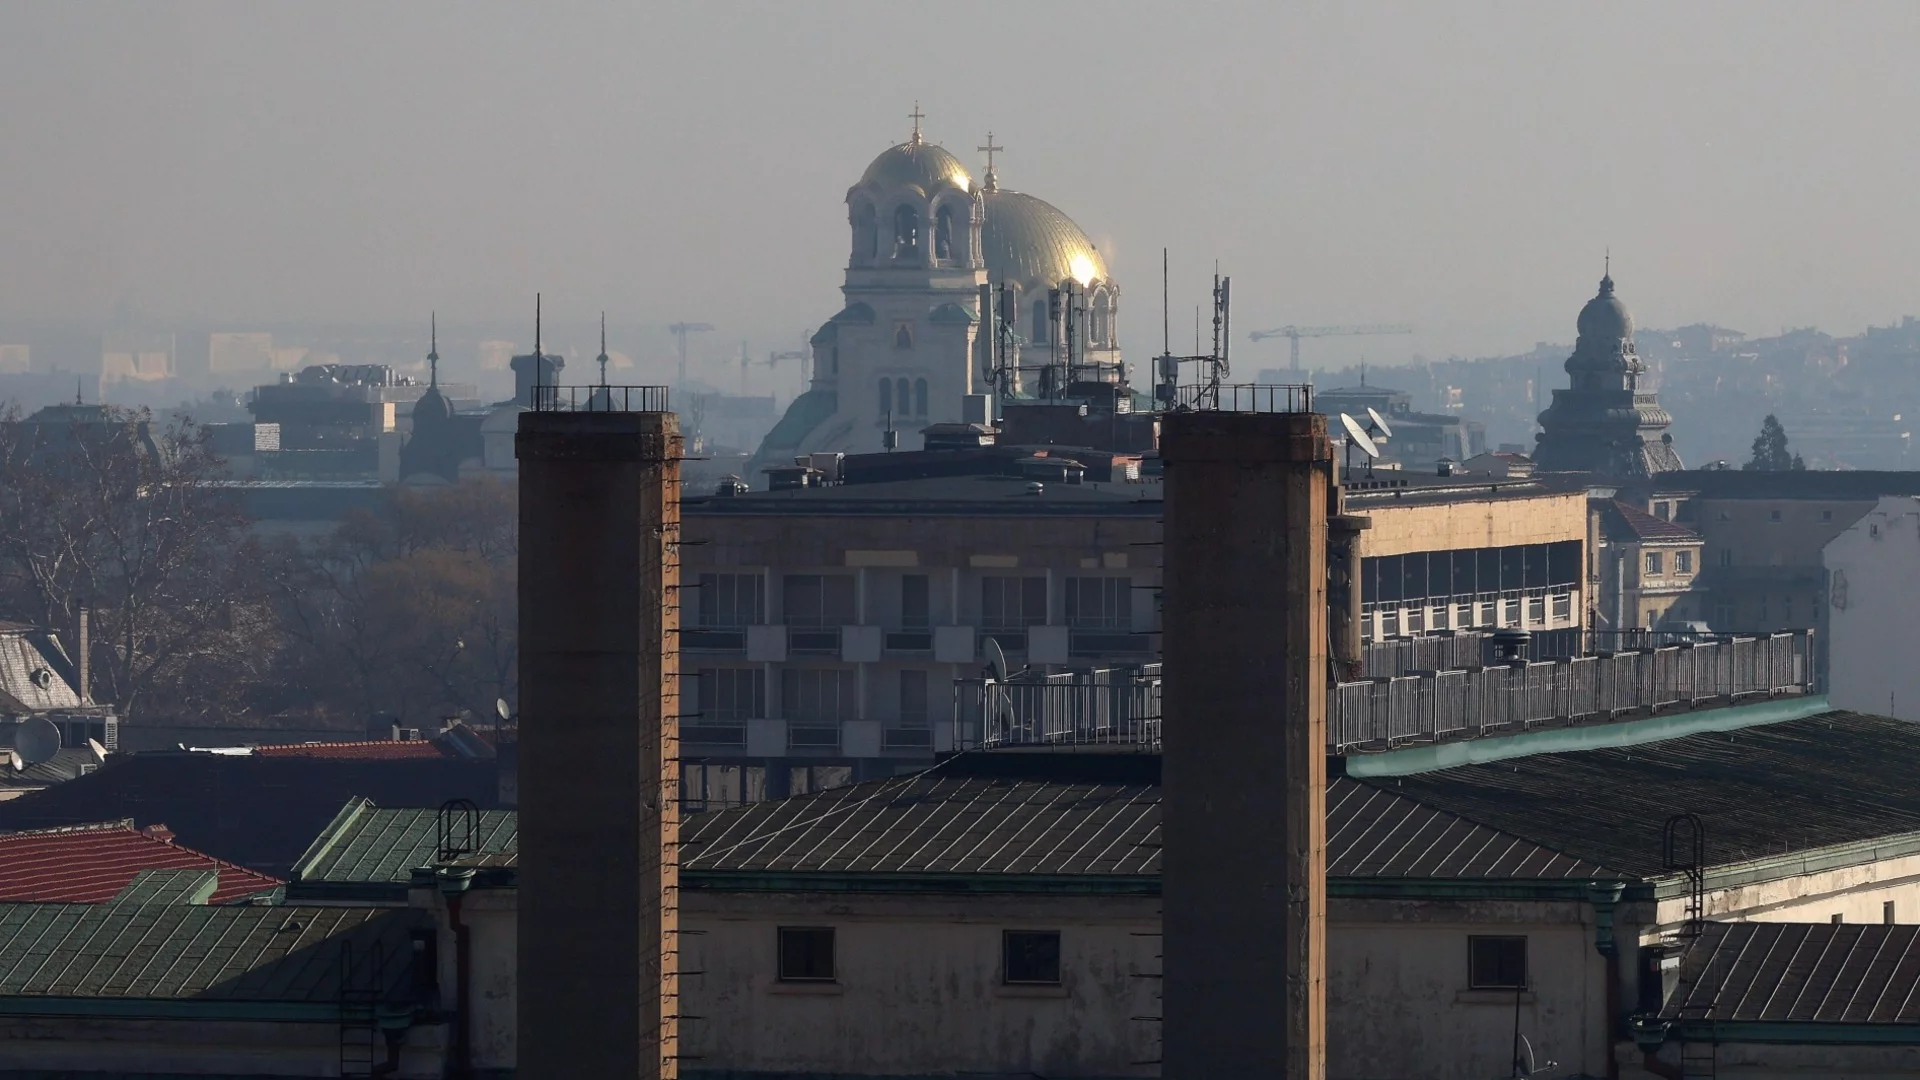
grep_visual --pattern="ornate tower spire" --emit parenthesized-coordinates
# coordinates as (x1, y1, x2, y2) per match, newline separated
(427, 312, 440, 388)
(977, 132, 1004, 193)
(908, 101, 925, 146)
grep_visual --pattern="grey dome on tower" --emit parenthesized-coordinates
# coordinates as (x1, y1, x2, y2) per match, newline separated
(1533, 269, 1683, 478)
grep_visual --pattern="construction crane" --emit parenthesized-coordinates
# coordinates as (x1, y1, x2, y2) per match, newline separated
(738, 340, 811, 398)
(1248, 323, 1414, 375)
(668, 321, 715, 387)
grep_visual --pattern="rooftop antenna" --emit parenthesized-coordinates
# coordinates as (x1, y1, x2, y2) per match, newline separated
(1161, 248, 1170, 357)
(977, 131, 1002, 193)
(597, 313, 610, 387)
(75, 376, 83, 405)
(427, 311, 439, 388)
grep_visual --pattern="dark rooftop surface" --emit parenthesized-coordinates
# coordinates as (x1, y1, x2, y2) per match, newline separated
(680, 774, 1601, 880)
(292, 797, 519, 884)
(1601, 499, 1702, 542)
(686, 473, 1163, 516)
(1387, 712, 1920, 878)
(1664, 921, 1920, 1023)
(1644, 469, 1920, 501)
(0, 903, 423, 1001)
(0, 751, 502, 878)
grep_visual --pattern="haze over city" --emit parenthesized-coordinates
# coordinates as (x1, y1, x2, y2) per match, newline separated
(5, 1, 1920, 376)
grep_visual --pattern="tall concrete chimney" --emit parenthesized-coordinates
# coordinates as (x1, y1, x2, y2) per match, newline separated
(1159, 407, 1333, 1079)
(517, 402, 682, 1078)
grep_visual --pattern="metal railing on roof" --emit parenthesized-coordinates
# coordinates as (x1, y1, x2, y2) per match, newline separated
(1172, 383, 1312, 414)
(529, 384, 671, 413)
(953, 665, 1162, 751)
(1330, 631, 1814, 752)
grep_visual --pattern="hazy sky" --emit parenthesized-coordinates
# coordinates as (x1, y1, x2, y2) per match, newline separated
(4, 1, 1920, 373)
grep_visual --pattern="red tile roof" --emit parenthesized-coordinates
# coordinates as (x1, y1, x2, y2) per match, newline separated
(0, 821, 282, 904)
(252, 739, 451, 760)
(1604, 500, 1702, 542)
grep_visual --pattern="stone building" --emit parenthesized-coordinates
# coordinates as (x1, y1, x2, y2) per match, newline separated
(1534, 270, 1684, 477)
(1593, 499, 1706, 631)
(755, 118, 1120, 468)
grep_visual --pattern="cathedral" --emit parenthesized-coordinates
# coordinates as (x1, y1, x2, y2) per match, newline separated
(751, 115, 1121, 470)
(1533, 267, 1684, 477)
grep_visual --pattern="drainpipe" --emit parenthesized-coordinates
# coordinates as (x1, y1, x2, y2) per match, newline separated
(1629, 1017, 1683, 1080)
(1588, 881, 1626, 1080)
(374, 1002, 414, 1076)
(437, 866, 477, 1078)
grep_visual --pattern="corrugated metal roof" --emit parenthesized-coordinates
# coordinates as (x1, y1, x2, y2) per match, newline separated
(1665, 922, 1920, 1023)
(0, 822, 282, 904)
(1387, 712, 1920, 878)
(0, 903, 422, 1000)
(681, 775, 1599, 879)
(113, 868, 218, 906)
(293, 798, 519, 884)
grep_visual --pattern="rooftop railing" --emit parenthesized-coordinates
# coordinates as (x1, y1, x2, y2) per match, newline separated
(1171, 383, 1313, 414)
(529, 384, 671, 413)
(953, 665, 1162, 751)
(1330, 631, 1814, 752)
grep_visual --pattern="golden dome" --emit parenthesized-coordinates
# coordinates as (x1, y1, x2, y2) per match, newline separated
(856, 141, 972, 197)
(981, 189, 1109, 290)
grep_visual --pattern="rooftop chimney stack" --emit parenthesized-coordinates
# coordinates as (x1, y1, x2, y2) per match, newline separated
(517, 399, 682, 1079)
(1160, 407, 1333, 1079)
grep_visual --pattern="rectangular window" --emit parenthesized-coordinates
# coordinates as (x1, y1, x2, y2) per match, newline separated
(1064, 577, 1131, 629)
(982, 576, 1048, 628)
(1655, 501, 1671, 520)
(900, 574, 930, 628)
(1645, 609, 1659, 628)
(697, 668, 765, 722)
(1769, 509, 1783, 522)
(1431, 605, 1450, 631)
(699, 573, 765, 627)
(1381, 609, 1400, 638)
(1468, 935, 1528, 990)
(1407, 607, 1425, 635)
(1003, 930, 1062, 985)
(781, 668, 855, 722)
(778, 927, 835, 982)
(1456, 604, 1474, 629)
(1645, 551, 1664, 575)
(1676, 550, 1694, 574)
(783, 574, 856, 627)
(898, 669, 928, 725)
(1718, 549, 1733, 568)
(1822, 509, 1834, 523)
(1832, 913, 1845, 925)
(1527, 596, 1545, 624)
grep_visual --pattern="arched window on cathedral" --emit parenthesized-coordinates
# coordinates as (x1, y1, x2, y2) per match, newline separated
(1091, 290, 1113, 347)
(879, 378, 892, 416)
(893, 204, 920, 259)
(894, 322, 913, 349)
(914, 378, 929, 416)
(934, 205, 955, 263)
(896, 378, 911, 416)
(853, 203, 877, 263)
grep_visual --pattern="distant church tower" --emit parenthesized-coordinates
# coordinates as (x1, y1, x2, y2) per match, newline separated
(1533, 268, 1683, 476)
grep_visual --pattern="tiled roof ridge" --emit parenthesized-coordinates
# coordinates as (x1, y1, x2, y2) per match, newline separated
(1609, 499, 1702, 541)
(0, 818, 137, 838)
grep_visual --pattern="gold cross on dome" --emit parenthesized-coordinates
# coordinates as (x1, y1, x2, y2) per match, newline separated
(908, 102, 925, 144)
(977, 132, 1003, 171)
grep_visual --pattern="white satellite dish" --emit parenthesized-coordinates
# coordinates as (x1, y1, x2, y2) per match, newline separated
(495, 697, 512, 723)
(981, 637, 1009, 683)
(1340, 413, 1380, 459)
(1366, 406, 1394, 440)
(15, 716, 61, 767)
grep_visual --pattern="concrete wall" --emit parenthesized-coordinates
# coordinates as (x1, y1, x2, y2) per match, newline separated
(1359, 490, 1587, 559)
(1824, 496, 1920, 720)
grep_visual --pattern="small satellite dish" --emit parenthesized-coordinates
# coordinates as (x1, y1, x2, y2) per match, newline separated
(1366, 406, 1394, 439)
(15, 717, 61, 767)
(982, 636, 1009, 683)
(1340, 413, 1380, 459)
(494, 698, 511, 723)
(28, 667, 52, 690)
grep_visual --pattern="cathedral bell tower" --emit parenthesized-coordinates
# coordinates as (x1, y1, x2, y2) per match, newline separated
(1534, 266, 1683, 477)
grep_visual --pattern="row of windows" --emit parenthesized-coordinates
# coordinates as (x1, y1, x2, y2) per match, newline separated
(1367, 591, 1574, 640)
(775, 927, 1527, 993)
(878, 377, 930, 416)
(696, 667, 931, 725)
(1643, 550, 1695, 575)
(778, 926, 1062, 985)
(696, 573, 1135, 631)
(1362, 542, 1581, 606)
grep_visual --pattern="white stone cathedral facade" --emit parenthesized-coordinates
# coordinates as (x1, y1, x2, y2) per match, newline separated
(752, 121, 1121, 471)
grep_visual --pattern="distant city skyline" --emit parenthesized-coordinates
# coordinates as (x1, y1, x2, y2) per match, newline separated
(4, 2, 1920, 372)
